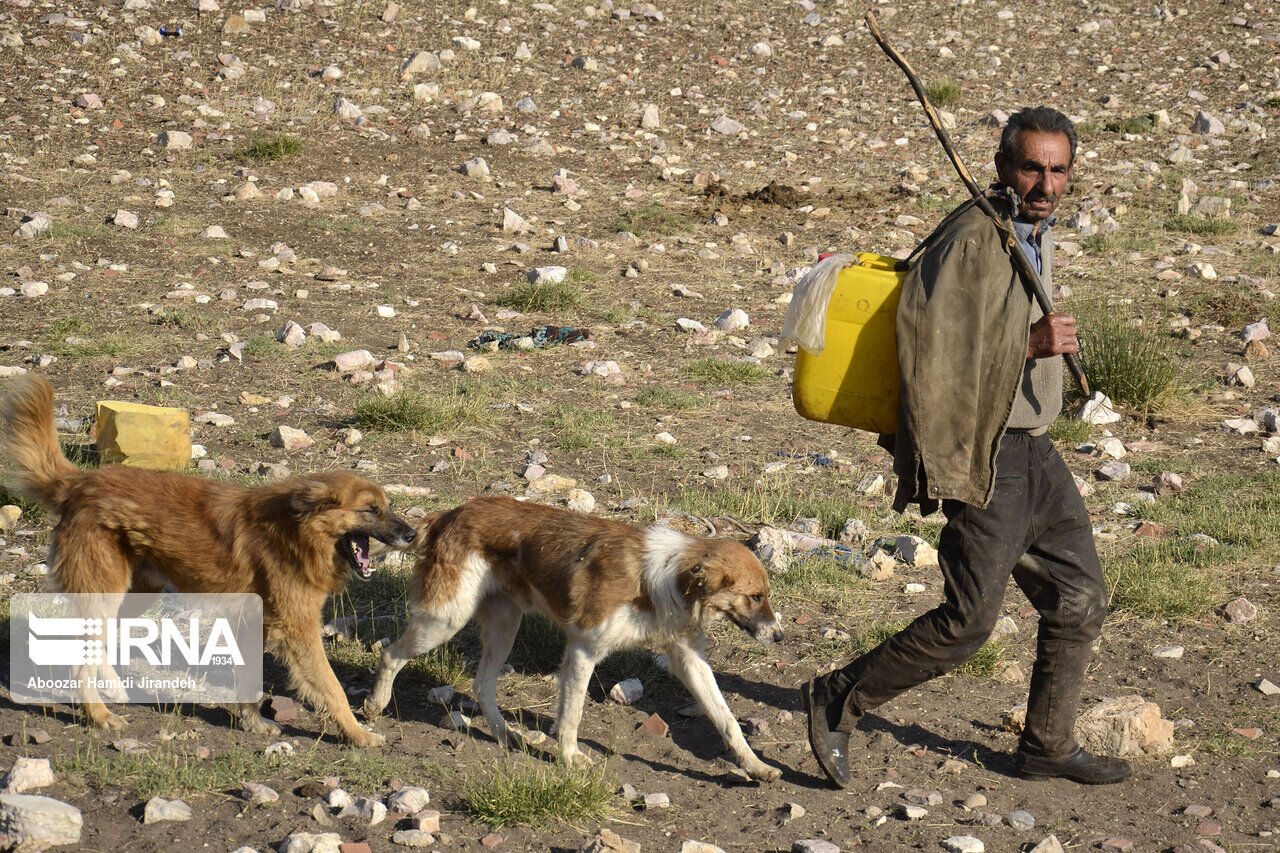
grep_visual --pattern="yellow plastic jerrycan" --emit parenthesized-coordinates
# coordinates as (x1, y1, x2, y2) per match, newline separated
(792, 252, 904, 435)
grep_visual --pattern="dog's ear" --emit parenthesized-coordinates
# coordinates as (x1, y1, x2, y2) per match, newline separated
(289, 479, 337, 516)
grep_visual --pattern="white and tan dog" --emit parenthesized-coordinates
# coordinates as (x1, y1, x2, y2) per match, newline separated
(363, 496, 784, 781)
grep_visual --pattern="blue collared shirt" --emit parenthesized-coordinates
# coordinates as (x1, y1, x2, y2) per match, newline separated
(1012, 216, 1050, 275)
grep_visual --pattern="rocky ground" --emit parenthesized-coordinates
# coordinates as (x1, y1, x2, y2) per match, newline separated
(1, 0, 1279, 851)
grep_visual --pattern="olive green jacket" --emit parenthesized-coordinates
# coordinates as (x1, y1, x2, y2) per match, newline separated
(890, 192, 1048, 513)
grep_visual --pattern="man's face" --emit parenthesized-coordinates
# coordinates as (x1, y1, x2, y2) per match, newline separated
(995, 129, 1073, 223)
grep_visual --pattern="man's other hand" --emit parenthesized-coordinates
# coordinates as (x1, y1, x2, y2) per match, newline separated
(1027, 313, 1078, 359)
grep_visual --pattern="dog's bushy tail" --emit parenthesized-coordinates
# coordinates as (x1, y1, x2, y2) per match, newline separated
(1, 375, 80, 509)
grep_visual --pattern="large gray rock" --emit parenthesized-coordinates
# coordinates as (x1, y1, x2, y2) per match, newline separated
(1075, 696, 1174, 756)
(0, 794, 83, 851)
(277, 832, 343, 853)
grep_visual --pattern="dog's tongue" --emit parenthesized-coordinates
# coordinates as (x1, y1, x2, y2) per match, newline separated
(353, 535, 370, 571)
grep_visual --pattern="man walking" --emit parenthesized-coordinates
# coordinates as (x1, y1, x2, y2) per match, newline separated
(802, 106, 1131, 786)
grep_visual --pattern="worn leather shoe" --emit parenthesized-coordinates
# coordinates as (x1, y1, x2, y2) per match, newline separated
(1016, 747, 1131, 785)
(801, 679, 851, 789)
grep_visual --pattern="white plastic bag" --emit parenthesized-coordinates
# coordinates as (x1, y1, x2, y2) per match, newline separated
(779, 253, 854, 355)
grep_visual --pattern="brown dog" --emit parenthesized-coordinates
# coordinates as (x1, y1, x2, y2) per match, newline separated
(363, 496, 785, 781)
(0, 375, 415, 746)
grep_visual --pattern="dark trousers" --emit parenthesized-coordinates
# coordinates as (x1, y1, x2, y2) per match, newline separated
(814, 432, 1107, 758)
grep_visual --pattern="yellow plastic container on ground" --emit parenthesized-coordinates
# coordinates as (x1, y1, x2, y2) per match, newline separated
(96, 400, 192, 470)
(792, 252, 904, 435)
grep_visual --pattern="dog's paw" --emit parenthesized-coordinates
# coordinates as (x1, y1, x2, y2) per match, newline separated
(241, 718, 281, 736)
(746, 761, 783, 783)
(93, 712, 128, 732)
(560, 747, 594, 769)
(348, 728, 386, 748)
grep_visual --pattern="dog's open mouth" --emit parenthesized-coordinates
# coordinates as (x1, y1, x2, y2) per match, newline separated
(340, 532, 373, 580)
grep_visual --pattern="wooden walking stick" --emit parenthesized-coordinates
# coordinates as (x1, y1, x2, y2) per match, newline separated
(863, 11, 1090, 396)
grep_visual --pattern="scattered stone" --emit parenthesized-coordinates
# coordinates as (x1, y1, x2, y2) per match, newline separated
(1, 758, 54, 795)
(337, 796, 387, 825)
(391, 830, 435, 848)
(1077, 392, 1121, 424)
(112, 209, 139, 229)
(278, 832, 343, 853)
(0, 794, 83, 851)
(609, 678, 644, 705)
(241, 782, 279, 806)
(714, 308, 749, 331)
(1255, 678, 1280, 696)
(791, 842, 839, 853)
(159, 130, 194, 151)
(710, 116, 744, 135)
(1221, 597, 1257, 624)
(268, 696, 298, 723)
(637, 712, 669, 737)
(143, 796, 192, 824)
(502, 208, 532, 233)
(941, 837, 985, 853)
(1153, 646, 1185, 659)
(332, 350, 376, 374)
(1096, 460, 1131, 481)
(1075, 696, 1174, 756)
(1191, 112, 1225, 135)
(387, 787, 430, 814)
(1029, 837, 1065, 853)
(270, 426, 314, 452)
(1006, 810, 1035, 831)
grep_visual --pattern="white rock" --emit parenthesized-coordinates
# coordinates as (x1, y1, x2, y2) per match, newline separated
(502, 207, 532, 233)
(566, 488, 595, 514)
(1, 758, 54, 794)
(201, 225, 227, 239)
(1075, 695, 1174, 757)
(269, 426, 313, 452)
(112, 209, 139, 229)
(610, 678, 644, 705)
(276, 320, 306, 347)
(159, 130, 194, 150)
(143, 796, 192, 824)
(1152, 646, 1184, 659)
(1078, 392, 1121, 424)
(333, 350, 375, 373)
(894, 535, 938, 568)
(714, 308, 749, 331)
(462, 157, 490, 179)
(529, 266, 567, 285)
(942, 836, 985, 853)
(278, 831, 343, 853)
(387, 786, 430, 815)
(195, 412, 236, 427)
(333, 97, 363, 120)
(710, 116, 743, 135)
(0, 794, 82, 850)
(1170, 754, 1196, 769)
(338, 796, 387, 826)
(640, 103, 660, 129)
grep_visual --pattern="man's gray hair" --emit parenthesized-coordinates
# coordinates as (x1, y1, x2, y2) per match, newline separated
(999, 106, 1077, 164)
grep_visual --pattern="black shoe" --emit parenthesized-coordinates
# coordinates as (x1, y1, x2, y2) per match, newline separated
(1016, 747, 1131, 785)
(801, 679, 851, 789)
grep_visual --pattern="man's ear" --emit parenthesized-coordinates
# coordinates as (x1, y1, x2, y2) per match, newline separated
(289, 480, 335, 516)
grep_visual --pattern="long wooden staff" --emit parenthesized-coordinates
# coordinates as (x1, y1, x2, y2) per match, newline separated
(864, 11, 1090, 396)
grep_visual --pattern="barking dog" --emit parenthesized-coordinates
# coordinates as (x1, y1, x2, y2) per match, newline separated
(363, 496, 785, 781)
(0, 375, 416, 746)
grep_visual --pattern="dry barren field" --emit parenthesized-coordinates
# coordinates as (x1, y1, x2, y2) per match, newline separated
(1, 0, 1280, 851)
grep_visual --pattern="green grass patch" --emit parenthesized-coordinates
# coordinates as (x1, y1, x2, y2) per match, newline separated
(635, 385, 703, 411)
(957, 637, 1005, 677)
(771, 554, 869, 608)
(545, 407, 619, 451)
(495, 280, 582, 313)
(1196, 728, 1256, 757)
(667, 483, 880, 542)
(567, 268, 597, 283)
(1264, 96, 1280, 110)
(46, 333, 142, 360)
(0, 486, 45, 521)
(236, 133, 302, 161)
(682, 358, 771, 385)
(148, 308, 217, 332)
(1080, 231, 1157, 255)
(1105, 470, 1280, 619)
(299, 216, 368, 232)
(611, 202, 693, 237)
(925, 78, 961, 107)
(1183, 287, 1261, 328)
(44, 222, 113, 241)
(1105, 114, 1156, 135)
(1047, 415, 1092, 444)
(1076, 306, 1183, 411)
(1163, 215, 1239, 236)
(353, 392, 443, 433)
(461, 757, 616, 828)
